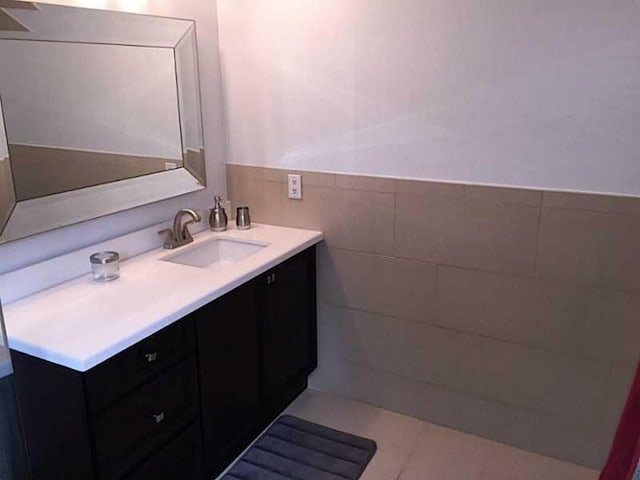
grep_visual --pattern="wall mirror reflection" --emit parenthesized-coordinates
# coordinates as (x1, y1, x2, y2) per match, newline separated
(0, 2, 206, 244)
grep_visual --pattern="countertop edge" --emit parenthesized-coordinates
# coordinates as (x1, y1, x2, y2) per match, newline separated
(7, 228, 323, 372)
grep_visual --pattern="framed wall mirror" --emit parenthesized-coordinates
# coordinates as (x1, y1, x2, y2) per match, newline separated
(0, 2, 206, 244)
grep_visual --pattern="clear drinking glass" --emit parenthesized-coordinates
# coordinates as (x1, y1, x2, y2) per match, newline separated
(90, 251, 120, 282)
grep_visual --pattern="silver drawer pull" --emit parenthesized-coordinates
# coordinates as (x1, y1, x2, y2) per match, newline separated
(153, 412, 165, 424)
(145, 352, 158, 363)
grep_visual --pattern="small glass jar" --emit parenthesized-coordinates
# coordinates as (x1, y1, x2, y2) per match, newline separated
(90, 251, 120, 282)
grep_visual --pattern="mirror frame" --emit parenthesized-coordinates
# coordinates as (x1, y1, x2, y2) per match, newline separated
(0, 6, 206, 244)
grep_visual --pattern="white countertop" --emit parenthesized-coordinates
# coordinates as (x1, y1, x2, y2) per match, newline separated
(4, 224, 322, 372)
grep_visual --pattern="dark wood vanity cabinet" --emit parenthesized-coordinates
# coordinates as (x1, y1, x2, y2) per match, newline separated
(195, 280, 261, 478)
(195, 246, 317, 479)
(12, 316, 201, 480)
(257, 246, 317, 416)
(11, 246, 317, 480)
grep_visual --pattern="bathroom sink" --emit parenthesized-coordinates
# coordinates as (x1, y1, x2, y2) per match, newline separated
(161, 237, 268, 269)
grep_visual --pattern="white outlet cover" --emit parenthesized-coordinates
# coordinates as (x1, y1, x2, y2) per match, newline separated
(288, 174, 302, 199)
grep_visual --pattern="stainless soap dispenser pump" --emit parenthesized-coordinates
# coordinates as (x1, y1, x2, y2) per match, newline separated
(209, 195, 228, 232)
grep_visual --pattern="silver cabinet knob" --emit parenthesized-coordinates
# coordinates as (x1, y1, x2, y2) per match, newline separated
(145, 352, 158, 363)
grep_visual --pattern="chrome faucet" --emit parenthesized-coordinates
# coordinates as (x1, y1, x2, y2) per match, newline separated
(158, 208, 202, 249)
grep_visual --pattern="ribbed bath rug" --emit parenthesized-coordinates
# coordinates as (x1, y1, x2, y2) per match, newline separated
(221, 415, 377, 480)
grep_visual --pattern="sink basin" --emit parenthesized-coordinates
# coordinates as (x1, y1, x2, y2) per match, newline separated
(161, 237, 268, 269)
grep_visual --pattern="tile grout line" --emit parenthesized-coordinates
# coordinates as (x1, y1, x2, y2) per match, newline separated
(532, 195, 545, 278)
(393, 422, 431, 480)
(391, 190, 398, 258)
(320, 243, 640, 297)
(334, 355, 581, 420)
(317, 300, 632, 369)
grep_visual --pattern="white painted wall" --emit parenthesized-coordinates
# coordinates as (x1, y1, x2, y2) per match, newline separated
(0, 40, 182, 158)
(0, 0, 226, 274)
(217, 0, 640, 196)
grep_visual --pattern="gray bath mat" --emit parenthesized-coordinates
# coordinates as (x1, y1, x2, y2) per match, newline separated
(222, 415, 377, 480)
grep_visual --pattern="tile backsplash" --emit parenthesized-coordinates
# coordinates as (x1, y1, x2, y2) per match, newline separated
(227, 163, 640, 469)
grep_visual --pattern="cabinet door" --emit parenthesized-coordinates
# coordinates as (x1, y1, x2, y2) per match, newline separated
(195, 280, 261, 478)
(258, 247, 316, 413)
(123, 422, 201, 480)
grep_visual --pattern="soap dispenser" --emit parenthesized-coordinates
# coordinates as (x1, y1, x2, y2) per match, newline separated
(209, 196, 228, 232)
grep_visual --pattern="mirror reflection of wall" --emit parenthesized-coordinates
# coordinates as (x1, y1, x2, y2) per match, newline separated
(175, 25, 205, 184)
(0, 40, 183, 200)
(0, 3, 207, 244)
(0, 97, 15, 234)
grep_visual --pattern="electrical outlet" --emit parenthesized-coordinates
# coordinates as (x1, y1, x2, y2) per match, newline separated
(164, 162, 178, 170)
(288, 174, 302, 199)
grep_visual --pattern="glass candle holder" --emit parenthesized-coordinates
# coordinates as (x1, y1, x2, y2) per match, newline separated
(90, 251, 120, 282)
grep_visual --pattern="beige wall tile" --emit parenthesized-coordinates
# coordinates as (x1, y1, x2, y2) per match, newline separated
(536, 208, 640, 291)
(395, 178, 465, 198)
(320, 301, 609, 425)
(309, 349, 451, 435)
(446, 333, 610, 425)
(395, 193, 540, 275)
(465, 185, 542, 207)
(446, 334, 550, 411)
(443, 379, 603, 469)
(437, 266, 579, 351)
(258, 180, 288, 225)
(393, 193, 440, 263)
(599, 366, 635, 443)
(278, 184, 395, 255)
(318, 246, 437, 323)
(318, 304, 457, 386)
(309, 356, 605, 469)
(335, 174, 396, 192)
(496, 407, 606, 469)
(226, 163, 264, 180)
(536, 354, 610, 427)
(226, 164, 269, 221)
(229, 164, 626, 469)
(544, 191, 640, 216)
(571, 289, 640, 366)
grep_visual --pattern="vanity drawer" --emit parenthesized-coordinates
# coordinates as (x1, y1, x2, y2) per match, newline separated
(91, 356, 199, 480)
(123, 422, 202, 480)
(85, 317, 196, 414)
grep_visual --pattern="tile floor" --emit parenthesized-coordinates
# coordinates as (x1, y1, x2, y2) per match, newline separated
(282, 389, 600, 480)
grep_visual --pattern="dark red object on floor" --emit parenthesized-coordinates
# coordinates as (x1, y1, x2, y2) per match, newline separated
(600, 361, 640, 480)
